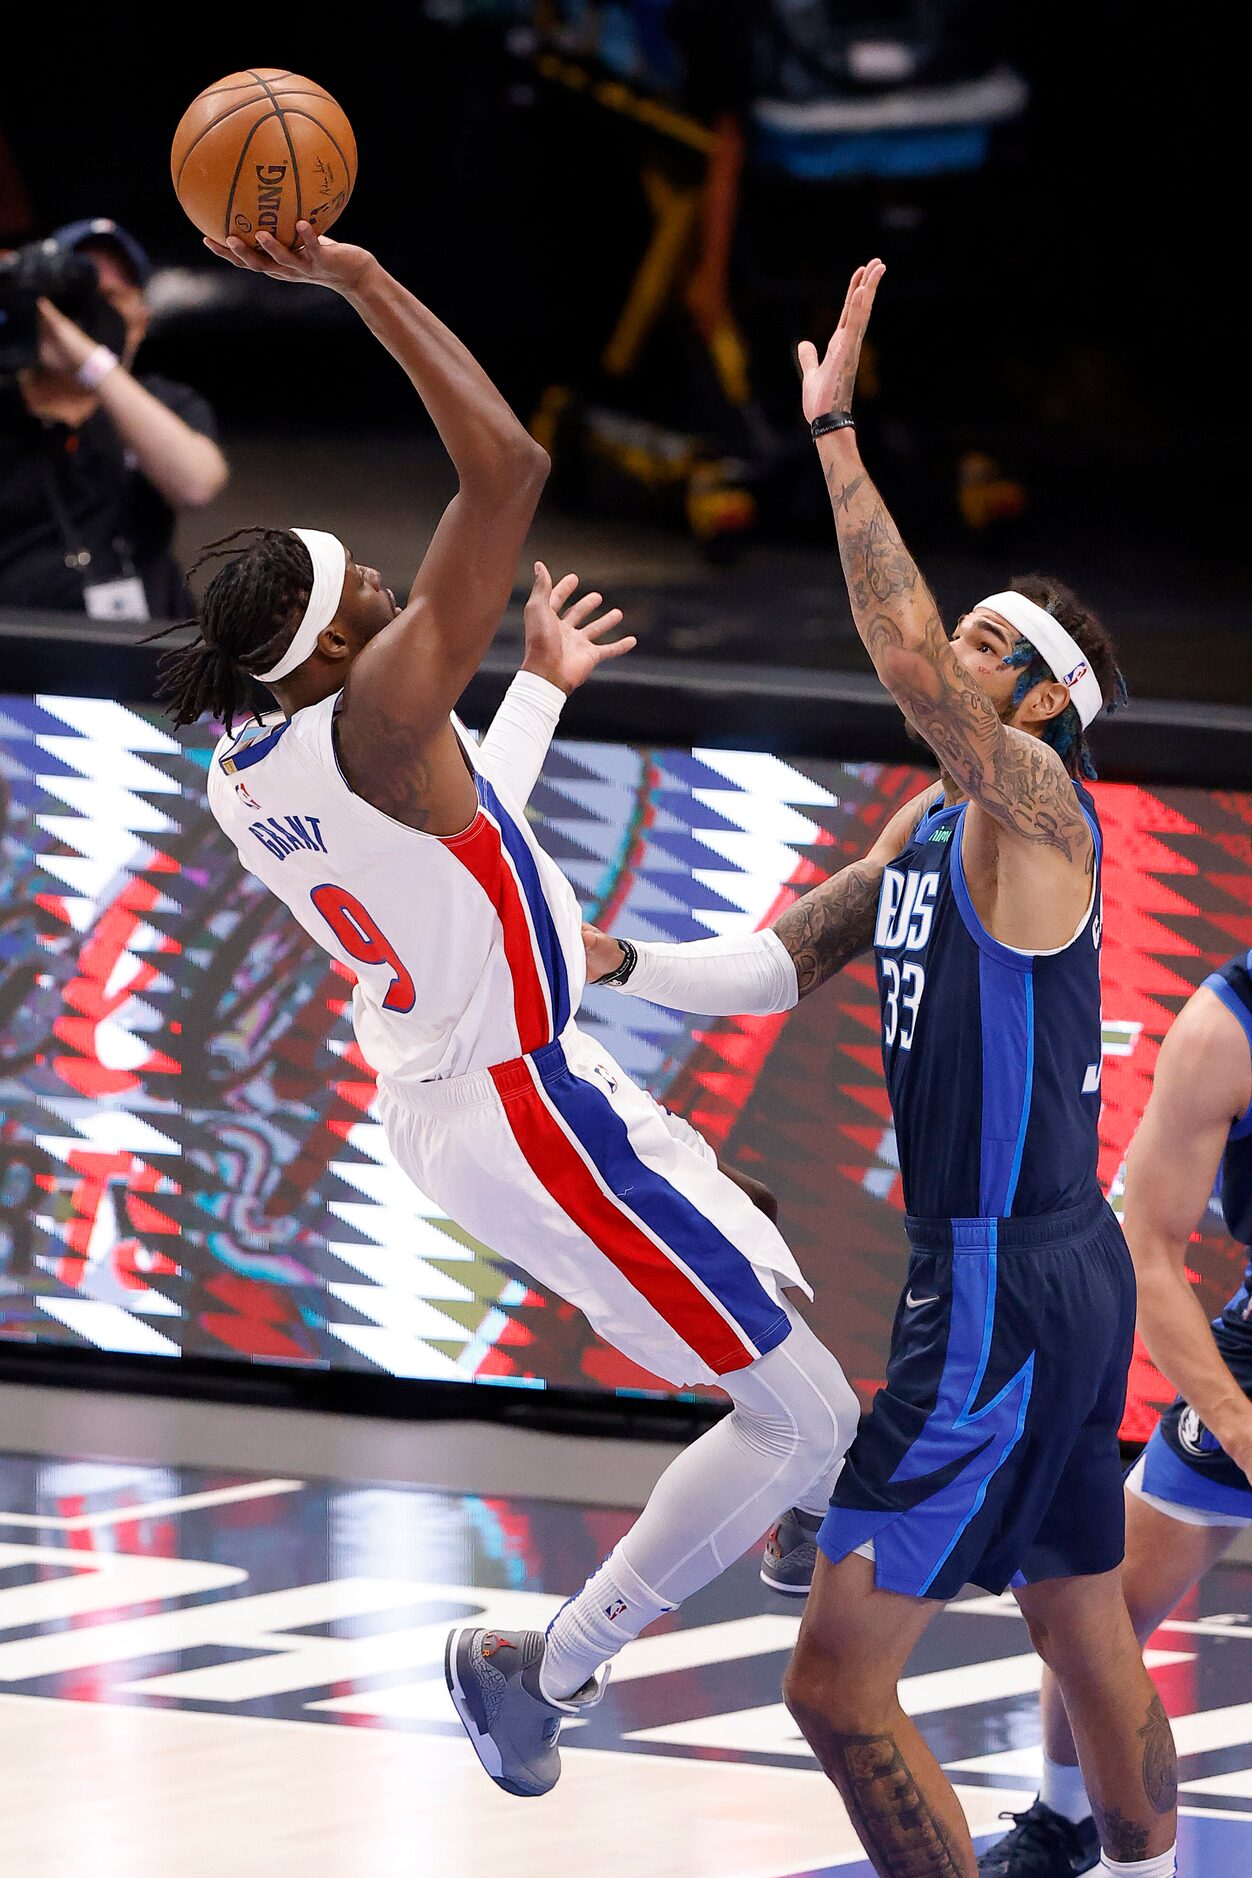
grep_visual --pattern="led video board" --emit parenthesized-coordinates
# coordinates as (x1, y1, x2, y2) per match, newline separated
(1, 694, 1247, 1437)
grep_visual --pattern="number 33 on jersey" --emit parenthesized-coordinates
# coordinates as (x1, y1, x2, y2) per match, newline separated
(874, 864, 936, 1051)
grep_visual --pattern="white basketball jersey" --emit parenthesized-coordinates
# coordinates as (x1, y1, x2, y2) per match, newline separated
(206, 693, 587, 1086)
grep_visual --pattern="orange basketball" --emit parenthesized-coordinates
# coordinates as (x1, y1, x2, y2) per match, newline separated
(171, 70, 356, 248)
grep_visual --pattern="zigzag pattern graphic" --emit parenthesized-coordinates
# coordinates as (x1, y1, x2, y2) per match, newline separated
(1, 696, 1248, 1423)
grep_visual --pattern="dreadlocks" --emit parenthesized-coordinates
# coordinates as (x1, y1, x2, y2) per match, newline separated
(144, 528, 314, 731)
(1000, 573, 1129, 781)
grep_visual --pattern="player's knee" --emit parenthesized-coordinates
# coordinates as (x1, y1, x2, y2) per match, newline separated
(784, 1629, 890, 1736)
(1022, 1611, 1061, 1670)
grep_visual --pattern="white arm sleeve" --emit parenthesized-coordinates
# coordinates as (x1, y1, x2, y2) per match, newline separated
(476, 671, 565, 805)
(610, 928, 799, 1016)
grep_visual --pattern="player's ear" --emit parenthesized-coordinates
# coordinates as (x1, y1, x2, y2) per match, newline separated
(317, 624, 353, 662)
(1023, 678, 1070, 726)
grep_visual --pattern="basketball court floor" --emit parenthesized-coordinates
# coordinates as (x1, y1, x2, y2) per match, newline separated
(1, 1449, 1250, 1875)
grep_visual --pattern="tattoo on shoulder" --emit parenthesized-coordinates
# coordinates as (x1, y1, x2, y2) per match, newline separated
(774, 857, 882, 998)
(887, 621, 1091, 863)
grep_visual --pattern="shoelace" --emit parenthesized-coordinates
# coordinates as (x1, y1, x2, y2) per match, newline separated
(989, 1806, 1083, 1870)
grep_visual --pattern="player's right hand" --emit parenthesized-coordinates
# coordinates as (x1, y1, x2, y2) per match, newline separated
(797, 258, 885, 425)
(202, 219, 374, 294)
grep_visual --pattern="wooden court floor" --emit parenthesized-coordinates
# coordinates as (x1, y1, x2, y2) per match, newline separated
(0, 1451, 1249, 1875)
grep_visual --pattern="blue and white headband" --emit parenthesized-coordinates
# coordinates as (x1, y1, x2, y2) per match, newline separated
(978, 590, 1104, 731)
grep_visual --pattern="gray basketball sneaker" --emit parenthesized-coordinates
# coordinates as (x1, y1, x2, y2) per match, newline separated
(444, 1626, 607, 1797)
(760, 1505, 823, 1596)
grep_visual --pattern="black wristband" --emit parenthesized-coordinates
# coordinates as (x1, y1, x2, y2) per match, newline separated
(810, 411, 855, 439)
(598, 937, 638, 987)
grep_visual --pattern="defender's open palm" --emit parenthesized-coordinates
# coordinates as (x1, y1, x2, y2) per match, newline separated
(202, 219, 373, 295)
(798, 258, 885, 424)
(522, 562, 635, 696)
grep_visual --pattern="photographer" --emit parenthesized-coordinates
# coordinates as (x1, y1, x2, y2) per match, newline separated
(0, 217, 229, 621)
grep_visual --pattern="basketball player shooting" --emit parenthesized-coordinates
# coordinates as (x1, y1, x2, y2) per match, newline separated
(165, 221, 861, 1801)
(585, 261, 1178, 1878)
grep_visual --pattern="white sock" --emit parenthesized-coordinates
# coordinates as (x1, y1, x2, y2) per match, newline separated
(1039, 1754, 1092, 1824)
(1098, 1847, 1177, 1876)
(540, 1547, 672, 1704)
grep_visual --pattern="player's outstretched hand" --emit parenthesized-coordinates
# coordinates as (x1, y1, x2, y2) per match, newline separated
(521, 562, 636, 697)
(202, 219, 374, 294)
(582, 921, 629, 984)
(797, 258, 886, 425)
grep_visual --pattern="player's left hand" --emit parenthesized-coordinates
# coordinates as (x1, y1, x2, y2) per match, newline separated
(520, 562, 635, 697)
(35, 297, 98, 376)
(582, 921, 628, 983)
(797, 258, 885, 425)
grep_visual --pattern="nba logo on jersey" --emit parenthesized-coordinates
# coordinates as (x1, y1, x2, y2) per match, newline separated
(235, 778, 261, 811)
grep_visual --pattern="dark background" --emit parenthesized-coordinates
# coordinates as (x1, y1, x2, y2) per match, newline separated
(1, 4, 1246, 703)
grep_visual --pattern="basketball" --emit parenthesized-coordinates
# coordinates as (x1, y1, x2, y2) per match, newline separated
(171, 70, 356, 248)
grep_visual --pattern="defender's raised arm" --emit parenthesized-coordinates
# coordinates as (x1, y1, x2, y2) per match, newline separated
(799, 261, 1092, 875)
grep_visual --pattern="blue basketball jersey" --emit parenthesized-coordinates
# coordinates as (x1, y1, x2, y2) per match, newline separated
(874, 787, 1103, 1220)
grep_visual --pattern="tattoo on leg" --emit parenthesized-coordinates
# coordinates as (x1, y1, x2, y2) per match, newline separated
(1139, 1691, 1178, 1815)
(1093, 1805, 1150, 1863)
(817, 1729, 967, 1876)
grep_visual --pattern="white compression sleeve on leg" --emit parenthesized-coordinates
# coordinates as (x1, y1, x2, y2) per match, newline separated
(475, 671, 565, 806)
(539, 1304, 857, 1700)
(611, 928, 799, 1016)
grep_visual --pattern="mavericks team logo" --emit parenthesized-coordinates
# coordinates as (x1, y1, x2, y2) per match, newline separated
(1178, 1406, 1219, 1458)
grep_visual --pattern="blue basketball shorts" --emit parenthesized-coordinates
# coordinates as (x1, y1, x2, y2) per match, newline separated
(819, 1191, 1136, 1601)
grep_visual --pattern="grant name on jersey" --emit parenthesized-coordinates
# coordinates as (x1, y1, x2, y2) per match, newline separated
(249, 815, 329, 861)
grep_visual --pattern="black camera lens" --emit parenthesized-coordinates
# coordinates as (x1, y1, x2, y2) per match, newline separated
(0, 240, 129, 375)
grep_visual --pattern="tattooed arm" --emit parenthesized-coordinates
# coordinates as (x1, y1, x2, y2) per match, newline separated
(798, 262, 1091, 874)
(774, 787, 936, 997)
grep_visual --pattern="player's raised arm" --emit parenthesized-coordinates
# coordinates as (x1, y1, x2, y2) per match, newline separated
(584, 788, 933, 1012)
(799, 263, 1091, 871)
(1123, 990, 1252, 1479)
(203, 222, 549, 742)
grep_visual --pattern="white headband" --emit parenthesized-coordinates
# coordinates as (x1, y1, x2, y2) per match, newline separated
(978, 590, 1104, 731)
(255, 528, 348, 684)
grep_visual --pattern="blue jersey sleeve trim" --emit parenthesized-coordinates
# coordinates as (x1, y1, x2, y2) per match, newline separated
(950, 802, 1100, 969)
(949, 807, 1033, 971)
